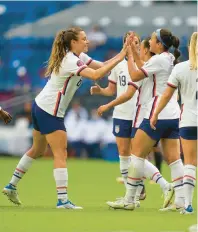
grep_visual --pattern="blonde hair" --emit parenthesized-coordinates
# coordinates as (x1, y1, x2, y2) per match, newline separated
(45, 27, 83, 77)
(189, 32, 198, 70)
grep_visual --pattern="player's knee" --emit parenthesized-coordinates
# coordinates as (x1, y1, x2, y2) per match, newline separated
(119, 148, 130, 156)
(53, 150, 67, 160)
(27, 146, 46, 158)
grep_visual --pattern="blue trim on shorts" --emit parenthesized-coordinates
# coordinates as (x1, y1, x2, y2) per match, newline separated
(32, 101, 66, 135)
(113, 118, 132, 138)
(131, 127, 138, 138)
(139, 118, 179, 141)
(180, 127, 197, 140)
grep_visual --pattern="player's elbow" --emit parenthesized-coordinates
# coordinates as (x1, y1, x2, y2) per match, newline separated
(92, 70, 104, 81)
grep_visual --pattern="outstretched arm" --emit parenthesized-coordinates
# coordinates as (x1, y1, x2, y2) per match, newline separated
(90, 82, 116, 97)
(80, 44, 127, 80)
(97, 85, 137, 116)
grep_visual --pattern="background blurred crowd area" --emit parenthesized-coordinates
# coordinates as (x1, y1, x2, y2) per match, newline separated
(0, 0, 196, 159)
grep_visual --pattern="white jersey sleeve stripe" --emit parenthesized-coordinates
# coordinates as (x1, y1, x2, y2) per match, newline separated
(108, 79, 116, 84)
(53, 92, 62, 116)
(140, 68, 148, 77)
(76, 65, 87, 76)
(167, 82, 177, 89)
(133, 105, 141, 128)
(128, 82, 139, 90)
(62, 74, 74, 95)
(149, 96, 158, 119)
(152, 74, 157, 97)
(86, 59, 93, 65)
(136, 86, 142, 106)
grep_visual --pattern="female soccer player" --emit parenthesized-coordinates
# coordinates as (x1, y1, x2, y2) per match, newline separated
(150, 32, 197, 214)
(0, 107, 12, 124)
(109, 28, 184, 211)
(2, 27, 127, 209)
(96, 37, 173, 209)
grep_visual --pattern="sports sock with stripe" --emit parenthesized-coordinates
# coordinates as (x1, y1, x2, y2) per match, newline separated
(183, 164, 196, 209)
(126, 155, 145, 203)
(53, 168, 68, 201)
(119, 155, 131, 188)
(10, 154, 34, 187)
(169, 159, 184, 207)
(144, 159, 168, 191)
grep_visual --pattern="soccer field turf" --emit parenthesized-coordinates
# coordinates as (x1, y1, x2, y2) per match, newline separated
(0, 157, 197, 232)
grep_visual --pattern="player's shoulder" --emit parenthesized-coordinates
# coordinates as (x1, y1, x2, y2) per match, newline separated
(173, 60, 190, 74)
(63, 52, 84, 66)
(175, 60, 190, 70)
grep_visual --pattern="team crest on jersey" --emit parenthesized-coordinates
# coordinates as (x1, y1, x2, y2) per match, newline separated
(115, 125, 120, 133)
(77, 60, 84, 67)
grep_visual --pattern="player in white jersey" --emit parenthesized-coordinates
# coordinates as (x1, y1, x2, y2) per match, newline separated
(150, 32, 197, 214)
(109, 28, 184, 211)
(91, 32, 145, 206)
(104, 37, 173, 209)
(2, 27, 127, 209)
(0, 107, 12, 124)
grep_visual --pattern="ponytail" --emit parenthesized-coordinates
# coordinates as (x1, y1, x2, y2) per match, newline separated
(157, 29, 181, 65)
(189, 32, 197, 70)
(172, 35, 181, 65)
(45, 27, 83, 77)
(45, 30, 66, 77)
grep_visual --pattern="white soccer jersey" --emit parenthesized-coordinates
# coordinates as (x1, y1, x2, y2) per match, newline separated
(140, 52, 180, 119)
(108, 59, 140, 121)
(168, 60, 197, 127)
(35, 52, 92, 118)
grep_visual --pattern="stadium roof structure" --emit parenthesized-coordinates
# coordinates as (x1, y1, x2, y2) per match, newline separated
(4, 1, 197, 38)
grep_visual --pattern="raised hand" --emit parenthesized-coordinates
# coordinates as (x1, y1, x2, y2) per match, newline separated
(0, 108, 12, 124)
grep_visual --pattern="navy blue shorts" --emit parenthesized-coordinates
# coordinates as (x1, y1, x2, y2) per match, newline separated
(131, 127, 159, 147)
(32, 102, 66, 135)
(139, 118, 179, 141)
(180, 127, 197, 140)
(113, 118, 132, 138)
(131, 127, 138, 138)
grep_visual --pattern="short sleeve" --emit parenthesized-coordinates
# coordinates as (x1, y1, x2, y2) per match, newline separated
(167, 66, 179, 88)
(108, 68, 117, 84)
(128, 80, 140, 90)
(140, 55, 162, 77)
(79, 52, 93, 66)
(63, 55, 87, 76)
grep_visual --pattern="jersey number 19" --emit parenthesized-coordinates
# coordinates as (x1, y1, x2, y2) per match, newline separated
(119, 75, 126, 86)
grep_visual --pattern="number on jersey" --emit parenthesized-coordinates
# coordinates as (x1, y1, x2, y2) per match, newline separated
(119, 75, 126, 86)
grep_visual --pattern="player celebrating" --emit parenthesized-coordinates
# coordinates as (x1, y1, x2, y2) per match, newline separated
(150, 32, 197, 214)
(99, 37, 173, 209)
(2, 27, 127, 209)
(108, 28, 184, 211)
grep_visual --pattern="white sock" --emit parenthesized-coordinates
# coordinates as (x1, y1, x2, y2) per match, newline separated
(126, 155, 145, 202)
(169, 159, 184, 207)
(144, 159, 168, 192)
(183, 165, 196, 208)
(53, 168, 68, 201)
(135, 180, 144, 201)
(10, 154, 34, 187)
(119, 155, 131, 188)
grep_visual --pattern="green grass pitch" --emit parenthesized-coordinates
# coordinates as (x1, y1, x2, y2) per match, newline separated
(0, 157, 197, 232)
